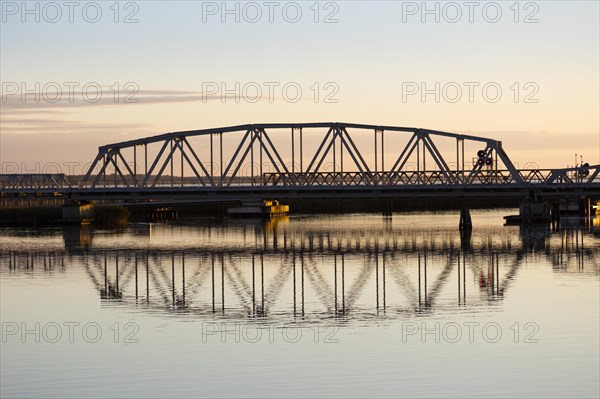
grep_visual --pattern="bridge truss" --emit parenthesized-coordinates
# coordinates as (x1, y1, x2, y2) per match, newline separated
(79, 123, 600, 189)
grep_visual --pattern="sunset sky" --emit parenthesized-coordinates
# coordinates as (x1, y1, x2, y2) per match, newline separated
(1, 0, 599, 173)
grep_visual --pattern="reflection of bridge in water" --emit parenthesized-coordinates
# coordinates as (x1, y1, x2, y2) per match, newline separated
(2, 221, 598, 320)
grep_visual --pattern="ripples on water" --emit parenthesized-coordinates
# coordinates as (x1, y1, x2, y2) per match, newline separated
(1, 210, 599, 398)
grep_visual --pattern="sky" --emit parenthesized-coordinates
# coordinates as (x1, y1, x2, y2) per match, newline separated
(1, 0, 599, 174)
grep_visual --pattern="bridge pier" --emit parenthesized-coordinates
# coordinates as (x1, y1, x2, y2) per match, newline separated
(61, 200, 94, 224)
(459, 208, 472, 230)
(382, 199, 393, 217)
(459, 208, 472, 250)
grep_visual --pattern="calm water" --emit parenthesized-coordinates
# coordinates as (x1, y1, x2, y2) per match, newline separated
(1, 210, 599, 398)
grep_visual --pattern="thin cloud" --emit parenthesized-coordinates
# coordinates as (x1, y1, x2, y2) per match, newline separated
(1, 118, 86, 126)
(0, 89, 219, 112)
(1, 120, 153, 135)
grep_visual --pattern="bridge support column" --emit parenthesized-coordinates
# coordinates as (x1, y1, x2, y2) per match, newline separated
(62, 200, 94, 224)
(459, 208, 472, 230)
(459, 208, 472, 250)
(382, 199, 393, 217)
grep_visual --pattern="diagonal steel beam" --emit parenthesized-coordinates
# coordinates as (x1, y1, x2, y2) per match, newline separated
(173, 140, 207, 186)
(338, 132, 367, 174)
(143, 140, 170, 187)
(116, 151, 138, 187)
(305, 128, 333, 173)
(311, 130, 338, 175)
(586, 166, 600, 183)
(221, 129, 252, 179)
(82, 152, 104, 187)
(182, 137, 213, 186)
(108, 153, 130, 187)
(256, 128, 291, 185)
(341, 128, 373, 175)
(91, 152, 111, 188)
(260, 129, 291, 175)
(491, 141, 523, 183)
(225, 131, 259, 186)
(337, 130, 375, 185)
(151, 139, 179, 187)
(421, 134, 453, 183)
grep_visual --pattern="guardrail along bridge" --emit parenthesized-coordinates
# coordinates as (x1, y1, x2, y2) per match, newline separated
(1, 123, 599, 209)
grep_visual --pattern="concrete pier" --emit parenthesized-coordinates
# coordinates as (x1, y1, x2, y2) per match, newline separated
(62, 201, 94, 224)
(459, 208, 472, 230)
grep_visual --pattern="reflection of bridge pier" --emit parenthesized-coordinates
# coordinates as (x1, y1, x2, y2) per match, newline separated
(458, 251, 466, 305)
(477, 253, 502, 298)
(146, 255, 149, 302)
(291, 253, 306, 317)
(492, 254, 500, 297)
(168, 253, 186, 308)
(333, 253, 348, 315)
(554, 228, 588, 272)
(62, 224, 93, 250)
(250, 254, 266, 316)
(417, 252, 428, 308)
(101, 253, 122, 300)
(374, 252, 386, 312)
(216, 254, 224, 314)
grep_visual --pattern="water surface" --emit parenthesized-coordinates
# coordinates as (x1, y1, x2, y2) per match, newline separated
(1, 210, 599, 398)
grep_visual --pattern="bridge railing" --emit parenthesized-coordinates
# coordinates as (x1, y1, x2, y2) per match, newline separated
(72, 165, 599, 188)
(262, 167, 600, 187)
(0, 174, 71, 190)
(1, 166, 598, 191)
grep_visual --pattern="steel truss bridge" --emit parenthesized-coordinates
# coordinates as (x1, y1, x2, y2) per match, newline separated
(1, 123, 599, 201)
